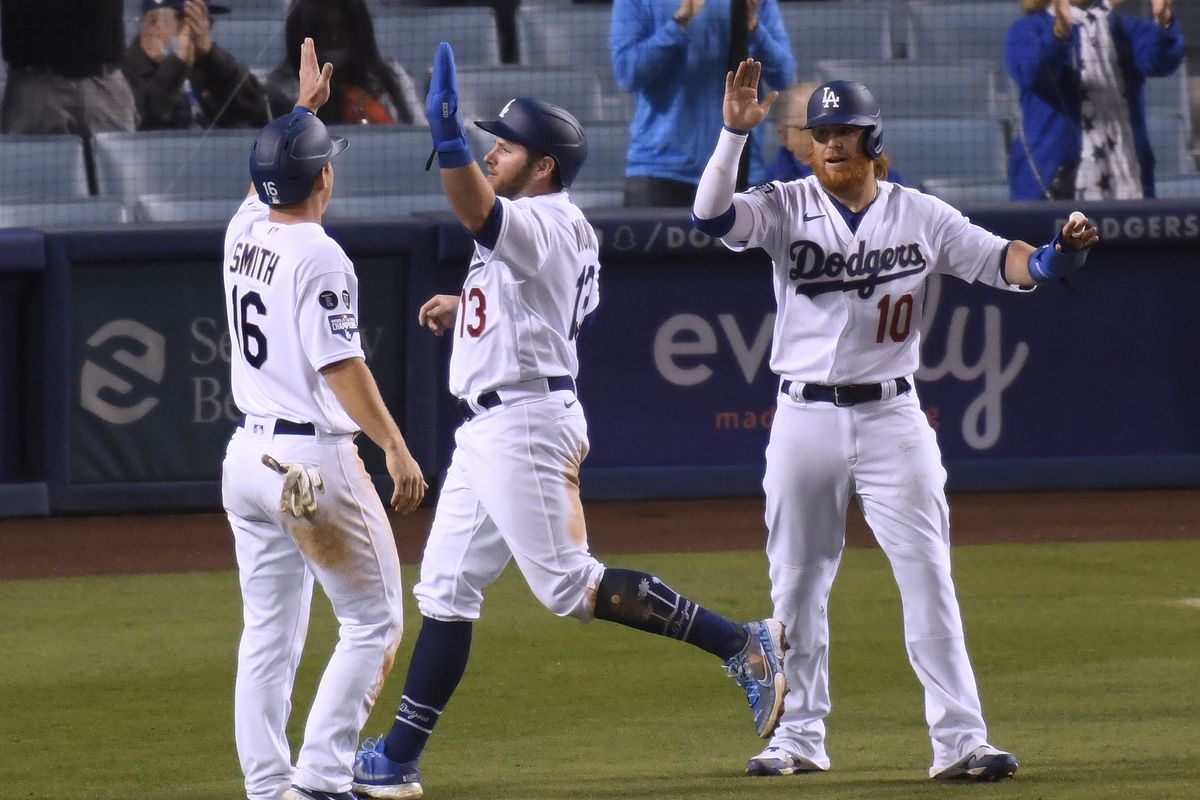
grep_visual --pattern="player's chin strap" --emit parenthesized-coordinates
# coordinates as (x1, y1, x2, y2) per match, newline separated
(1027, 232, 1089, 283)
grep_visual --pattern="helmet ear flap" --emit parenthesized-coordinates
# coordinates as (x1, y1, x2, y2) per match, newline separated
(865, 120, 883, 160)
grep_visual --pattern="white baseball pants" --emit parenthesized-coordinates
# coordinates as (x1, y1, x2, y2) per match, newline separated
(223, 425, 404, 800)
(761, 389, 990, 773)
(414, 391, 605, 623)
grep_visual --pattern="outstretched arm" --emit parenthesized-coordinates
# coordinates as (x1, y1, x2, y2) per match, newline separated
(1003, 211, 1099, 287)
(692, 59, 777, 238)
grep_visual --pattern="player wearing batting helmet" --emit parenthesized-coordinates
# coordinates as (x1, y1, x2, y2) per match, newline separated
(224, 37, 425, 800)
(693, 60, 1100, 782)
(350, 42, 789, 800)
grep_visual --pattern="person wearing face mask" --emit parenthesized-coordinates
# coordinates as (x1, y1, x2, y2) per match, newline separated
(121, 0, 270, 130)
(265, 0, 421, 126)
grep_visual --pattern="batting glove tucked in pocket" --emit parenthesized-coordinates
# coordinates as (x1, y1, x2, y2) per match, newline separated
(262, 454, 325, 518)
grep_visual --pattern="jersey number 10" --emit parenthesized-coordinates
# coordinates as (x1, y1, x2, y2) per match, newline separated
(875, 292, 914, 344)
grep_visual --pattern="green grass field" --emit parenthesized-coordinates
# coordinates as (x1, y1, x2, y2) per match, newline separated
(2, 540, 1198, 799)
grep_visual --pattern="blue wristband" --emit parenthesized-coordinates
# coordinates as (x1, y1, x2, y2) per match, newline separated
(1027, 233, 1088, 283)
(723, 125, 750, 136)
(436, 140, 474, 169)
(292, 105, 313, 115)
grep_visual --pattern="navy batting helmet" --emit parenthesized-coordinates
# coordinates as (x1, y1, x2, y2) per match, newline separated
(475, 98, 588, 187)
(249, 111, 348, 205)
(804, 81, 884, 160)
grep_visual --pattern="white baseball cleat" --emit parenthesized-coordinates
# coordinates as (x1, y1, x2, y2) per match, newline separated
(931, 745, 1018, 781)
(745, 746, 827, 776)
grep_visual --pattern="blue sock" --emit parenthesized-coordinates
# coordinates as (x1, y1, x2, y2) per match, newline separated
(383, 617, 472, 764)
(593, 568, 748, 660)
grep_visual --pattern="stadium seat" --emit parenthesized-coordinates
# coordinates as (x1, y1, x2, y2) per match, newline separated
(0, 135, 91, 199)
(324, 125, 450, 197)
(1154, 173, 1200, 199)
(454, 66, 607, 122)
(93, 130, 252, 200)
(324, 193, 451, 219)
(781, 1, 895, 80)
(133, 195, 241, 223)
(813, 59, 1005, 118)
(210, 17, 287, 69)
(0, 198, 129, 228)
(569, 120, 629, 191)
(1147, 109, 1195, 176)
(882, 116, 1008, 185)
(920, 177, 1010, 207)
(516, 5, 629, 120)
(373, 8, 502, 82)
(903, 1, 1020, 67)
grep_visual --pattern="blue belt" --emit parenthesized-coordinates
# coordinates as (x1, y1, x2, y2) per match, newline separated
(240, 417, 316, 435)
(458, 376, 575, 421)
(780, 377, 911, 407)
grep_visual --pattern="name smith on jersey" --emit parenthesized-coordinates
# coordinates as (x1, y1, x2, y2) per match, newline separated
(788, 238, 927, 299)
(228, 242, 280, 286)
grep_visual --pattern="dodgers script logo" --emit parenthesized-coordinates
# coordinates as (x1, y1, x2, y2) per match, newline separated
(788, 239, 927, 299)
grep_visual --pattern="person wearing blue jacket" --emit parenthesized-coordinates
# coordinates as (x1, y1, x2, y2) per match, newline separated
(611, 0, 795, 206)
(1006, 0, 1183, 201)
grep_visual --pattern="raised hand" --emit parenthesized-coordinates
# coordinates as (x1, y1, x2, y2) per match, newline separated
(1152, 0, 1173, 27)
(182, 0, 212, 58)
(297, 37, 333, 112)
(746, 0, 760, 32)
(1052, 0, 1072, 39)
(673, 0, 705, 24)
(723, 58, 778, 131)
(425, 42, 472, 167)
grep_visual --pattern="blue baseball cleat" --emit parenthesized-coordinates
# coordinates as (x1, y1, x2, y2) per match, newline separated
(352, 736, 425, 799)
(724, 618, 787, 737)
(931, 745, 1019, 781)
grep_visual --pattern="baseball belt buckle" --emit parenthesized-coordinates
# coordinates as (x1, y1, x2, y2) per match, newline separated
(832, 385, 853, 407)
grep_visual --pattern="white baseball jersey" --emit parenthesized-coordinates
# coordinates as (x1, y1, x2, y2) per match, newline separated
(447, 192, 600, 398)
(726, 178, 1024, 384)
(223, 196, 363, 433)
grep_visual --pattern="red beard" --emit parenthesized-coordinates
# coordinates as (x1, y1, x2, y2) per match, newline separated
(812, 154, 872, 194)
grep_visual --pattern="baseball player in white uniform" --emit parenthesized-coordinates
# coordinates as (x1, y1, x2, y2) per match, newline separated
(692, 61, 1099, 781)
(350, 43, 787, 800)
(222, 39, 426, 800)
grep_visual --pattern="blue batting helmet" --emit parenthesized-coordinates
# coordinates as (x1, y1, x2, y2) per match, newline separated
(804, 81, 884, 160)
(475, 98, 588, 187)
(249, 111, 348, 205)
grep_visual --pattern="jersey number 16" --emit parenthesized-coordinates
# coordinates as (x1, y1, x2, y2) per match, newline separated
(231, 286, 269, 368)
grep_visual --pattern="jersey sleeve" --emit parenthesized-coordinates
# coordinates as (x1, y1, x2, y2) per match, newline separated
(927, 196, 1019, 291)
(478, 195, 553, 280)
(721, 182, 787, 254)
(294, 245, 366, 371)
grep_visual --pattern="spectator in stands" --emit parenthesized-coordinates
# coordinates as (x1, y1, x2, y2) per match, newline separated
(265, 0, 420, 125)
(121, 0, 270, 131)
(612, 0, 795, 207)
(0, 0, 136, 134)
(765, 82, 905, 186)
(1007, 0, 1184, 200)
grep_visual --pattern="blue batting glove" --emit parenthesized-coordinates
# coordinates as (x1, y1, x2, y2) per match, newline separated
(425, 42, 472, 169)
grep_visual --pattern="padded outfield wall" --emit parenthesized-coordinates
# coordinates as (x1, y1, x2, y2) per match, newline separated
(1, 200, 1198, 516)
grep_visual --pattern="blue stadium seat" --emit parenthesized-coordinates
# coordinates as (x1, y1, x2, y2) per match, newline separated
(882, 116, 1008, 185)
(454, 66, 607, 122)
(516, 5, 629, 120)
(133, 195, 242, 223)
(903, 1, 1020, 66)
(325, 193, 451, 219)
(781, 1, 895, 81)
(0, 198, 129, 228)
(813, 59, 1005, 118)
(373, 9, 502, 81)
(920, 177, 1010, 207)
(92, 130, 252, 200)
(1147, 109, 1195, 176)
(0, 135, 91, 199)
(569, 121, 629, 191)
(324, 124, 449, 197)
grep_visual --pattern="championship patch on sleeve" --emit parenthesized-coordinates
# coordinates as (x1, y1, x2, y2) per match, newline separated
(319, 290, 339, 309)
(327, 313, 359, 340)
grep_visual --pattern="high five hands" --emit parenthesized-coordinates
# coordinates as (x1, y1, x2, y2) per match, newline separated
(723, 59, 778, 131)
